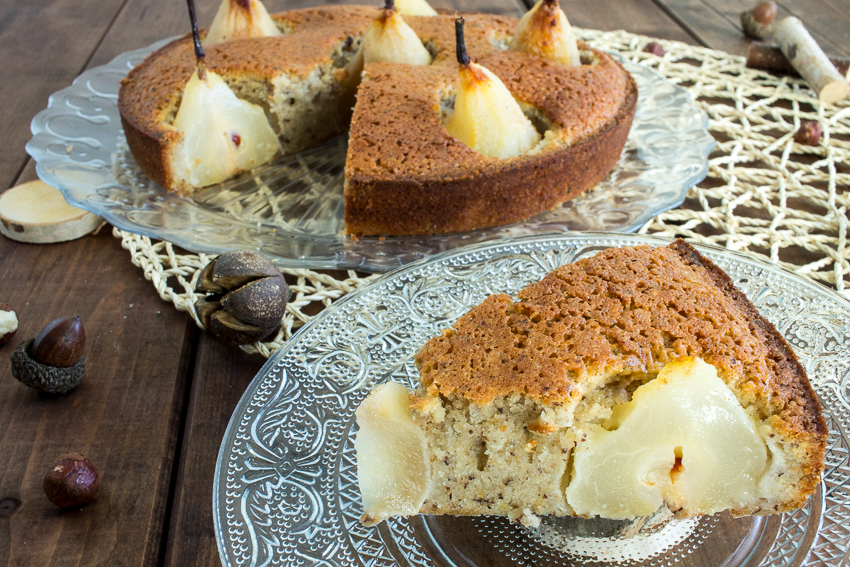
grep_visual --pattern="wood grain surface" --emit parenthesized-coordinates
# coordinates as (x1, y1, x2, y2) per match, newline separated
(0, 0, 848, 565)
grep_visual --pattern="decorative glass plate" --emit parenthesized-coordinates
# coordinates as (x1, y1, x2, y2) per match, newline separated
(27, 38, 714, 273)
(214, 233, 850, 567)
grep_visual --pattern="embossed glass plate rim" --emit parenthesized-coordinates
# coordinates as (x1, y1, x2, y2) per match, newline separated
(213, 232, 848, 567)
(26, 36, 714, 273)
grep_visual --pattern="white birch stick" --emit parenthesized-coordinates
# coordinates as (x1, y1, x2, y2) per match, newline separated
(773, 17, 849, 104)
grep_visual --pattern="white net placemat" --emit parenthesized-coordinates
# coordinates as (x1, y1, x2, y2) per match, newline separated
(582, 30, 850, 294)
(117, 28, 850, 358)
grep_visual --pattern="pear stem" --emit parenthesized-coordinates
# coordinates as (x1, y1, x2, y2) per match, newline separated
(455, 17, 470, 66)
(234, 0, 251, 9)
(186, 0, 205, 69)
(383, 0, 395, 11)
(543, 0, 558, 9)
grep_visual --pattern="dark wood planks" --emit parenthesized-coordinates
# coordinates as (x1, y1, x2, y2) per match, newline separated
(0, 0, 129, 191)
(562, 0, 696, 43)
(0, 229, 194, 566)
(161, 342, 263, 567)
(653, 0, 850, 57)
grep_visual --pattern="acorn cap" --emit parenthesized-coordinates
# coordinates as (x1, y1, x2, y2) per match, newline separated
(221, 275, 288, 328)
(11, 339, 84, 394)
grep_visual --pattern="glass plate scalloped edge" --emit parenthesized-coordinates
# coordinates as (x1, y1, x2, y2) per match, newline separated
(213, 233, 850, 567)
(26, 38, 714, 273)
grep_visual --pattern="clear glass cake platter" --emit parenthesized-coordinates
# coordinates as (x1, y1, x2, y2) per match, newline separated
(214, 233, 850, 567)
(27, 39, 714, 272)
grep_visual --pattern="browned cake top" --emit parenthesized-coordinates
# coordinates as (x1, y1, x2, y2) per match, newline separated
(415, 241, 826, 441)
(118, 5, 376, 140)
(345, 37, 629, 179)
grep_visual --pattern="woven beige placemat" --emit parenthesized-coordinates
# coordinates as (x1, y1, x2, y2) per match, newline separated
(589, 30, 850, 296)
(117, 28, 850, 358)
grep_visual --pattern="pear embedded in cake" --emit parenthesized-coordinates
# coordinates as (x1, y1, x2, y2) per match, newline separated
(172, 68, 281, 189)
(510, 0, 580, 66)
(394, 0, 438, 17)
(567, 357, 769, 519)
(357, 0, 431, 66)
(355, 382, 430, 524)
(444, 17, 541, 159)
(204, 0, 283, 45)
(356, 356, 779, 524)
(354, 241, 827, 525)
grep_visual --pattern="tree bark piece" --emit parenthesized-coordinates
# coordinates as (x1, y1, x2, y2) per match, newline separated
(0, 180, 103, 243)
(747, 42, 850, 78)
(773, 17, 849, 103)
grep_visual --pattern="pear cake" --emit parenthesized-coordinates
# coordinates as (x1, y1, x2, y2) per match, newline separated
(118, 3, 637, 236)
(355, 240, 827, 525)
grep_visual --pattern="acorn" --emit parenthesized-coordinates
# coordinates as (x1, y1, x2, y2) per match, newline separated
(194, 250, 288, 345)
(10, 316, 86, 394)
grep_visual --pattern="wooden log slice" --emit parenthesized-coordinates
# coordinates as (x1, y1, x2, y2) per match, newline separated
(0, 180, 104, 243)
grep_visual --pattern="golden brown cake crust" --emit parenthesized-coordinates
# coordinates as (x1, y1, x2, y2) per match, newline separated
(343, 23, 637, 236)
(414, 240, 827, 509)
(343, 52, 636, 235)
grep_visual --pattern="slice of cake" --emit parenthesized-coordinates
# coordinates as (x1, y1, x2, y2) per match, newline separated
(119, 6, 376, 197)
(355, 240, 827, 525)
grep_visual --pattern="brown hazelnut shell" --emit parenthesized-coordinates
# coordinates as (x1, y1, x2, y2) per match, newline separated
(11, 339, 85, 394)
(43, 452, 101, 508)
(795, 121, 823, 146)
(0, 302, 18, 346)
(752, 1, 777, 25)
(644, 42, 665, 57)
(221, 275, 288, 328)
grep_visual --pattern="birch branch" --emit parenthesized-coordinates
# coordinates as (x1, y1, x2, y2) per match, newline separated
(772, 17, 849, 104)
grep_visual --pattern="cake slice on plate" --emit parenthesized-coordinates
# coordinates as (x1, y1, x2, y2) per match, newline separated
(355, 240, 827, 525)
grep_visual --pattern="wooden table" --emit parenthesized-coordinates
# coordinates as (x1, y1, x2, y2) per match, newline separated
(0, 0, 848, 565)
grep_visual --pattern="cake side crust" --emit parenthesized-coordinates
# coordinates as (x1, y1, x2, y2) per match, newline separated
(344, 52, 638, 236)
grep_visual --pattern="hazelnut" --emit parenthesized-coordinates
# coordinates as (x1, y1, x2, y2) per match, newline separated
(794, 120, 823, 146)
(741, 2, 777, 39)
(43, 452, 101, 508)
(194, 251, 288, 345)
(643, 42, 665, 57)
(11, 316, 86, 394)
(752, 1, 778, 25)
(31, 315, 85, 367)
(0, 302, 18, 346)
